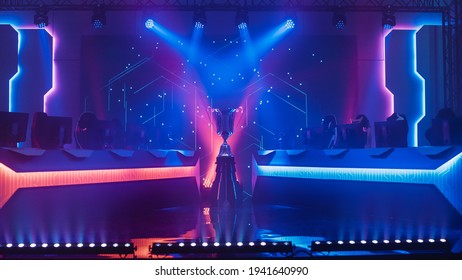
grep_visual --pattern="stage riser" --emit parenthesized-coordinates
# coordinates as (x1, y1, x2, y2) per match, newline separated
(0, 178, 200, 243)
(0, 148, 200, 208)
(254, 178, 459, 220)
(252, 146, 462, 217)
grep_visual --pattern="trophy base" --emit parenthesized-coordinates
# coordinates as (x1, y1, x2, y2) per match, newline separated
(211, 156, 242, 207)
(218, 142, 233, 157)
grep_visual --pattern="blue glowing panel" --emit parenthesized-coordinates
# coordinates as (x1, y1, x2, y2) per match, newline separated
(0, 25, 18, 111)
(10, 29, 52, 114)
(385, 29, 425, 147)
(253, 151, 462, 215)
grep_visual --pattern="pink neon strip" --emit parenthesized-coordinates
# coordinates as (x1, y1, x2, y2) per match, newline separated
(0, 162, 199, 208)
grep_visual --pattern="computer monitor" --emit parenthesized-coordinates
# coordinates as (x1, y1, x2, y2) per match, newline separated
(336, 123, 366, 148)
(47, 116, 73, 148)
(426, 117, 462, 146)
(305, 126, 324, 149)
(0, 111, 29, 147)
(375, 120, 408, 148)
(31, 113, 72, 149)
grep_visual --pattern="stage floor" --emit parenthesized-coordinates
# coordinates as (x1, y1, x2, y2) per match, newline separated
(1, 180, 462, 259)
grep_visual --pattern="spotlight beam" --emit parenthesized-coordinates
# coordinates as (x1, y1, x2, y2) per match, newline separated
(253, 20, 295, 60)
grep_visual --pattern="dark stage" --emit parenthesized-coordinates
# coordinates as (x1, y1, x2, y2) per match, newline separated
(1, 146, 462, 259)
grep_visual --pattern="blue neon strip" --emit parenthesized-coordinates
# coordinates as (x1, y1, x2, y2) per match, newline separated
(412, 28, 425, 147)
(256, 152, 461, 183)
(255, 152, 462, 214)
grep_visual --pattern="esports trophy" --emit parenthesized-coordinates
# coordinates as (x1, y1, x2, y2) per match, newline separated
(211, 108, 242, 207)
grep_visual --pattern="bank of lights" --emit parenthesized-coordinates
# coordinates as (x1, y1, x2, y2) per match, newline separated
(149, 241, 293, 255)
(311, 238, 450, 253)
(0, 242, 135, 256)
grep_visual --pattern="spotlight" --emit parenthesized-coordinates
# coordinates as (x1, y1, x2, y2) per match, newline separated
(34, 7, 48, 28)
(236, 8, 248, 30)
(193, 8, 206, 29)
(285, 19, 295, 29)
(145, 19, 155, 29)
(284, 9, 296, 29)
(92, 5, 106, 29)
(382, 6, 396, 29)
(332, 9, 346, 29)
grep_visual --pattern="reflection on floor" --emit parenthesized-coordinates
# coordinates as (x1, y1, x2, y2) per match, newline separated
(1, 179, 462, 259)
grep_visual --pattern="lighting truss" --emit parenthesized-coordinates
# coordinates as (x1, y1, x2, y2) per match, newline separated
(0, 1, 455, 12)
(0, 242, 136, 256)
(149, 241, 294, 256)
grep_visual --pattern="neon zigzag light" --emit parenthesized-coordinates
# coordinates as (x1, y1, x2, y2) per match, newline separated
(6, 25, 55, 112)
(43, 26, 57, 113)
(253, 152, 462, 214)
(384, 27, 425, 147)
(0, 161, 200, 209)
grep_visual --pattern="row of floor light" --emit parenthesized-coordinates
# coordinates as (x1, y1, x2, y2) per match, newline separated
(311, 238, 450, 252)
(0, 242, 135, 256)
(150, 241, 294, 255)
(1, 242, 132, 248)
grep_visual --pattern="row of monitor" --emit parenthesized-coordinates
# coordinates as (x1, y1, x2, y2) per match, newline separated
(306, 120, 409, 149)
(306, 117, 462, 149)
(0, 111, 72, 149)
(2, 110, 460, 150)
(0, 111, 143, 150)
